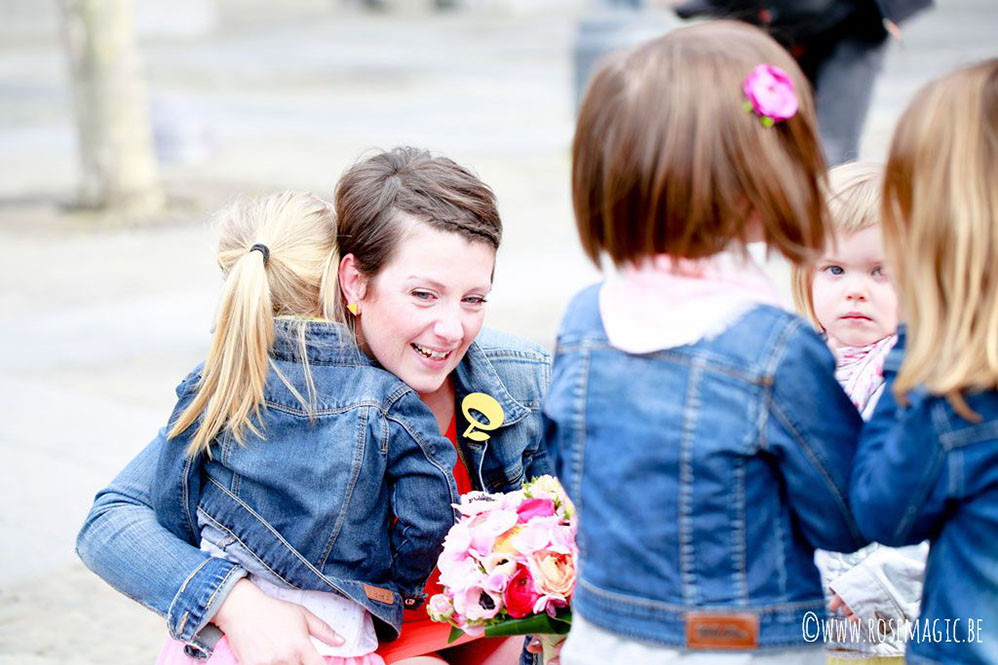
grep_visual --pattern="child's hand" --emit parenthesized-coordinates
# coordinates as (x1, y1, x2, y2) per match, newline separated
(526, 634, 566, 665)
(213, 579, 344, 665)
(828, 593, 859, 623)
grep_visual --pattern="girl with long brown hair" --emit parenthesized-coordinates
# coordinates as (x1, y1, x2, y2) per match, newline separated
(850, 59, 998, 665)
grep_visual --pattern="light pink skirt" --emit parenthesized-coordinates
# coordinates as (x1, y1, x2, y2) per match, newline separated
(155, 636, 386, 665)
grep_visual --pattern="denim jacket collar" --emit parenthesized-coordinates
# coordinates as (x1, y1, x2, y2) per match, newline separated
(599, 249, 781, 353)
(454, 339, 532, 428)
(270, 321, 534, 430)
(270, 319, 371, 366)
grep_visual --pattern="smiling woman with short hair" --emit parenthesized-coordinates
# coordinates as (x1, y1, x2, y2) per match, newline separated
(77, 147, 552, 665)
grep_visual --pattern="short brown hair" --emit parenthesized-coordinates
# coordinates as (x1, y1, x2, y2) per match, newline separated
(331, 146, 500, 326)
(335, 146, 501, 280)
(572, 20, 827, 267)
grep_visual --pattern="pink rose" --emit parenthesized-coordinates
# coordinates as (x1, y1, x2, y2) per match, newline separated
(427, 593, 454, 622)
(528, 549, 577, 598)
(438, 556, 483, 595)
(533, 592, 569, 618)
(467, 509, 519, 557)
(504, 565, 542, 619)
(500, 489, 527, 510)
(511, 515, 560, 555)
(441, 522, 472, 558)
(483, 570, 510, 595)
(547, 522, 577, 555)
(743, 64, 798, 124)
(516, 497, 556, 523)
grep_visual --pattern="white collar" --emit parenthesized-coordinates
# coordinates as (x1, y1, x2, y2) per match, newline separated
(599, 248, 783, 354)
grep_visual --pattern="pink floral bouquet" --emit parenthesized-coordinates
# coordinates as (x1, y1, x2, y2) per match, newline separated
(427, 475, 577, 651)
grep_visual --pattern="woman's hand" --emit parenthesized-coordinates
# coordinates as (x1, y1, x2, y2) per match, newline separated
(212, 579, 344, 665)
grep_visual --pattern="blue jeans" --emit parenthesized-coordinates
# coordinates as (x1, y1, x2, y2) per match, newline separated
(814, 34, 888, 166)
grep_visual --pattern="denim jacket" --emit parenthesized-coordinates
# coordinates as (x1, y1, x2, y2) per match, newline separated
(851, 329, 998, 665)
(451, 328, 552, 493)
(76, 321, 551, 658)
(543, 285, 867, 650)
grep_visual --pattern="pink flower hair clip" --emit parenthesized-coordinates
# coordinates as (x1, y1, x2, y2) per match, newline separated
(743, 64, 798, 127)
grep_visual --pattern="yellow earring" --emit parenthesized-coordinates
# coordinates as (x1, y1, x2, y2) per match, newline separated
(346, 303, 358, 316)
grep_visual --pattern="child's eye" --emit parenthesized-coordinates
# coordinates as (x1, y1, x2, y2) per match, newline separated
(821, 265, 844, 276)
(872, 266, 886, 278)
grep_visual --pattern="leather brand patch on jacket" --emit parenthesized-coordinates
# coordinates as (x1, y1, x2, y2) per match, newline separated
(363, 584, 395, 604)
(685, 612, 759, 650)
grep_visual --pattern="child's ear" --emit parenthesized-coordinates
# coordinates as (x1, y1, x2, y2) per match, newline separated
(338, 254, 368, 306)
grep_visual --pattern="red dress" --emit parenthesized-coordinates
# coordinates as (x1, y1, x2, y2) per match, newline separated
(376, 416, 481, 663)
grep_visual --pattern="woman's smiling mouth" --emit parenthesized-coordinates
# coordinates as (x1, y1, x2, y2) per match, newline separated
(411, 343, 453, 361)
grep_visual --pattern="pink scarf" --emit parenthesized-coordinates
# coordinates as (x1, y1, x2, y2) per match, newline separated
(834, 335, 897, 418)
(599, 249, 783, 354)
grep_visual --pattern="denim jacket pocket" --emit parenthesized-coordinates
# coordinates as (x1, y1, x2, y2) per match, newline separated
(483, 460, 524, 492)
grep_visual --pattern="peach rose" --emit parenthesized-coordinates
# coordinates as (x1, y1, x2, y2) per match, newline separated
(529, 549, 576, 598)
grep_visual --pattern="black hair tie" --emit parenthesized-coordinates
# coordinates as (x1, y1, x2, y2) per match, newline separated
(249, 243, 270, 265)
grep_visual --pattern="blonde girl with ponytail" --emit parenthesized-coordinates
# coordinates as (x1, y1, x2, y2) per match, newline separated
(96, 191, 461, 665)
(169, 191, 340, 458)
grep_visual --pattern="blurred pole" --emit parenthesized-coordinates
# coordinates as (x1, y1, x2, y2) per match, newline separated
(573, 0, 676, 111)
(59, 0, 164, 216)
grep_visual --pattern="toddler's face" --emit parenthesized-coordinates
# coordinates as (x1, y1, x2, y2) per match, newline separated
(812, 226, 899, 349)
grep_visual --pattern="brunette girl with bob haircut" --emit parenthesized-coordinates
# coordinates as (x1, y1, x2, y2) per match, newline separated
(572, 19, 828, 267)
(545, 20, 868, 664)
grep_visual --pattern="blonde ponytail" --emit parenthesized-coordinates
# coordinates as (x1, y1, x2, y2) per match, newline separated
(168, 192, 339, 457)
(170, 249, 275, 455)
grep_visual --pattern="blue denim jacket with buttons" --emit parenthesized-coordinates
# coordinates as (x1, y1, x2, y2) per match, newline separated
(851, 328, 998, 665)
(542, 284, 867, 650)
(76, 321, 551, 657)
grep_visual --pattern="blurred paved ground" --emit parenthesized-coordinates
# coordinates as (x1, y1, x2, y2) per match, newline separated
(0, 0, 994, 662)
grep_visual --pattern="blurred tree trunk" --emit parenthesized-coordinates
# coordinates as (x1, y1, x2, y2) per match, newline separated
(60, 0, 163, 216)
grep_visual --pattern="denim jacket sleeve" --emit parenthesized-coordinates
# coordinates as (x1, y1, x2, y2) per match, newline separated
(522, 363, 554, 483)
(767, 321, 867, 552)
(75, 427, 247, 653)
(385, 392, 460, 604)
(540, 343, 576, 501)
(526, 354, 555, 481)
(850, 331, 951, 546)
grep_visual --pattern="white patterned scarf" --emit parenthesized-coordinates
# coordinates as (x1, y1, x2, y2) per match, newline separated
(834, 334, 897, 419)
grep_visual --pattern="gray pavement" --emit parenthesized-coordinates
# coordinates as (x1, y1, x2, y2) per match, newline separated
(1, 0, 995, 661)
